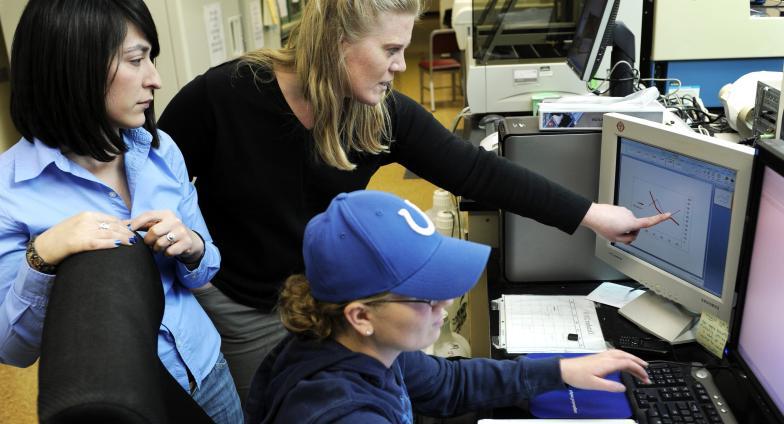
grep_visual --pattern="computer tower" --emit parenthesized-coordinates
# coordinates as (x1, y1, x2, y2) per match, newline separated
(498, 116, 626, 282)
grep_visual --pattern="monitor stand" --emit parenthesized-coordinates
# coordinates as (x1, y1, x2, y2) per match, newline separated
(618, 291, 698, 345)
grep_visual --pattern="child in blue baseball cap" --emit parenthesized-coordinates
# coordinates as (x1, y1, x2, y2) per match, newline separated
(245, 190, 650, 423)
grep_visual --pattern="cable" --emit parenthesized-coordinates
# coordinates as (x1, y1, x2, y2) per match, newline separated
(582, 64, 732, 138)
(450, 193, 464, 240)
(449, 106, 471, 134)
(587, 60, 641, 94)
(656, 87, 729, 134)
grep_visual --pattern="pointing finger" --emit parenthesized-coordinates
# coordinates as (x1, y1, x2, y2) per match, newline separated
(636, 212, 671, 229)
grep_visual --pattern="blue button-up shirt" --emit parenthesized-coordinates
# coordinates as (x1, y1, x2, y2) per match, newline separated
(0, 128, 221, 391)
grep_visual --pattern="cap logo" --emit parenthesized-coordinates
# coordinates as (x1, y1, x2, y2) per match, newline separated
(397, 200, 435, 236)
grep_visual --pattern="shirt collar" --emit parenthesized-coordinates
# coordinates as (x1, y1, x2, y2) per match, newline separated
(14, 127, 153, 183)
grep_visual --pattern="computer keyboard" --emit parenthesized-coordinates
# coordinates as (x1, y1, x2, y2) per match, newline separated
(623, 362, 737, 424)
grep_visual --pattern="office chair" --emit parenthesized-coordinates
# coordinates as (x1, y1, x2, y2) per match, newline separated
(38, 241, 212, 423)
(418, 28, 462, 112)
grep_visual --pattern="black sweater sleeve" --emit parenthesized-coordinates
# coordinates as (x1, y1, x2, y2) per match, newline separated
(387, 92, 592, 234)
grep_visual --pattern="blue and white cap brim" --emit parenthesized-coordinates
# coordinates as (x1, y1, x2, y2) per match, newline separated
(389, 235, 490, 301)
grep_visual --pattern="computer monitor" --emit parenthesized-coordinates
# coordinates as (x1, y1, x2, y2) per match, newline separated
(727, 138, 784, 422)
(596, 114, 755, 344)
(566, 0, 635, 97)
(567, 0, 617, 78)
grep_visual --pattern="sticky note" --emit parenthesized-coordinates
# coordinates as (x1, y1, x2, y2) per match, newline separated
(696, 311, 729, 359)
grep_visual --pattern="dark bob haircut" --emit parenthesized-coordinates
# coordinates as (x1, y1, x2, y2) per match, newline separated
(10, 0, 161, 161)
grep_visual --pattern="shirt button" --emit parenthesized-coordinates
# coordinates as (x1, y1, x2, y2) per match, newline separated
(109, 192, 118, 198)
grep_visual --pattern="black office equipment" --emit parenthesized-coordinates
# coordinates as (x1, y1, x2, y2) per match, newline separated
(566, 0, 635, 96)
(623, 361, 737, 424)
(752, 80, 780, 138)
(614, 336, 671, 357)
(566, 0, 620, 82)
(722, 137, 784, 423)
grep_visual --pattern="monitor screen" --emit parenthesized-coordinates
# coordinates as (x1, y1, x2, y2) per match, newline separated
(731, 139, 784, 419)
(596, 114, 755, 342)
(614, 138, 736, 298)
(566, 0, 619, 81)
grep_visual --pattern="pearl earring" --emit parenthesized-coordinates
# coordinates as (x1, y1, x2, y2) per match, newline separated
(366, 329, 373, 336)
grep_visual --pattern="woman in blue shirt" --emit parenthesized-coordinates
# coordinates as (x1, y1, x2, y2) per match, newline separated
(0, 0, 241, 421)
(246, 190, 651, 423)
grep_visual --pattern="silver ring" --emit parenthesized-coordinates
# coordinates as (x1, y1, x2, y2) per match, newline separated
(99, 222, 110, 230)
(165, 232, 176, 245)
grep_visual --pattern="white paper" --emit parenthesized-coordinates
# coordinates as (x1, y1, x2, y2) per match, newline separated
(203, 3, 227, 66)
(479, 420, 636, 423)
(248, 1, 265, 49)
(495, 295, 606, 353)
(277, 0, 289, 18)
(586, 282, 646, 309)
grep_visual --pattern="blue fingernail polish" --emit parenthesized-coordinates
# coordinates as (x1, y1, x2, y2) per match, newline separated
(114, 240, 122, 247)
(127, 223, 132, 230)
(129, 236, 137, 244)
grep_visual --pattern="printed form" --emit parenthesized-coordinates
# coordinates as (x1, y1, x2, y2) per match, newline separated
(493, 295, 607, 353)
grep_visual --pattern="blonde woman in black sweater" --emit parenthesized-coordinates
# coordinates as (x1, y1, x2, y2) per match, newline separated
(158, 0, 670, 403)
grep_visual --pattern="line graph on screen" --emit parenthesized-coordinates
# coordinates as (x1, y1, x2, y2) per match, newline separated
(630, 178, 692, 251)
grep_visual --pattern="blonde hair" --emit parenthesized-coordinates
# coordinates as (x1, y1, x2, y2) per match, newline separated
(240, 0, 422, 170)
(278, 274, 388, 340)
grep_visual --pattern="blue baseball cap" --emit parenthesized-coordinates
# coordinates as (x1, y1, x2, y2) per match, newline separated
(303, 190, 491, 303)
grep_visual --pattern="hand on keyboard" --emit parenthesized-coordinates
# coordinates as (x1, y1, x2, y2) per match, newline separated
(560, 349, 651, 392)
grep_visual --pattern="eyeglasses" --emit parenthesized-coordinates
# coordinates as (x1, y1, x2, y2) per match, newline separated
(365, 299, 439, 307)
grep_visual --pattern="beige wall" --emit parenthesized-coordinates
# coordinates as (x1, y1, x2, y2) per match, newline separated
(0, 15, 18, 153)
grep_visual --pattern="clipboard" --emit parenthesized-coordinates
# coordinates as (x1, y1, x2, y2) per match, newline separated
(491, 295, 607, 354)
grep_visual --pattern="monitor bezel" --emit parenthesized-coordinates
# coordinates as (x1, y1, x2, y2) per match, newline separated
(566, 0, 620, 82)
(596, 113, 755, 324)
(776, 64, 784, 141)
(726, 138, 784, 423)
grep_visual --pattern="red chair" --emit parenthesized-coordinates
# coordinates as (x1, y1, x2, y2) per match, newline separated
(418, 29, 462, 112)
